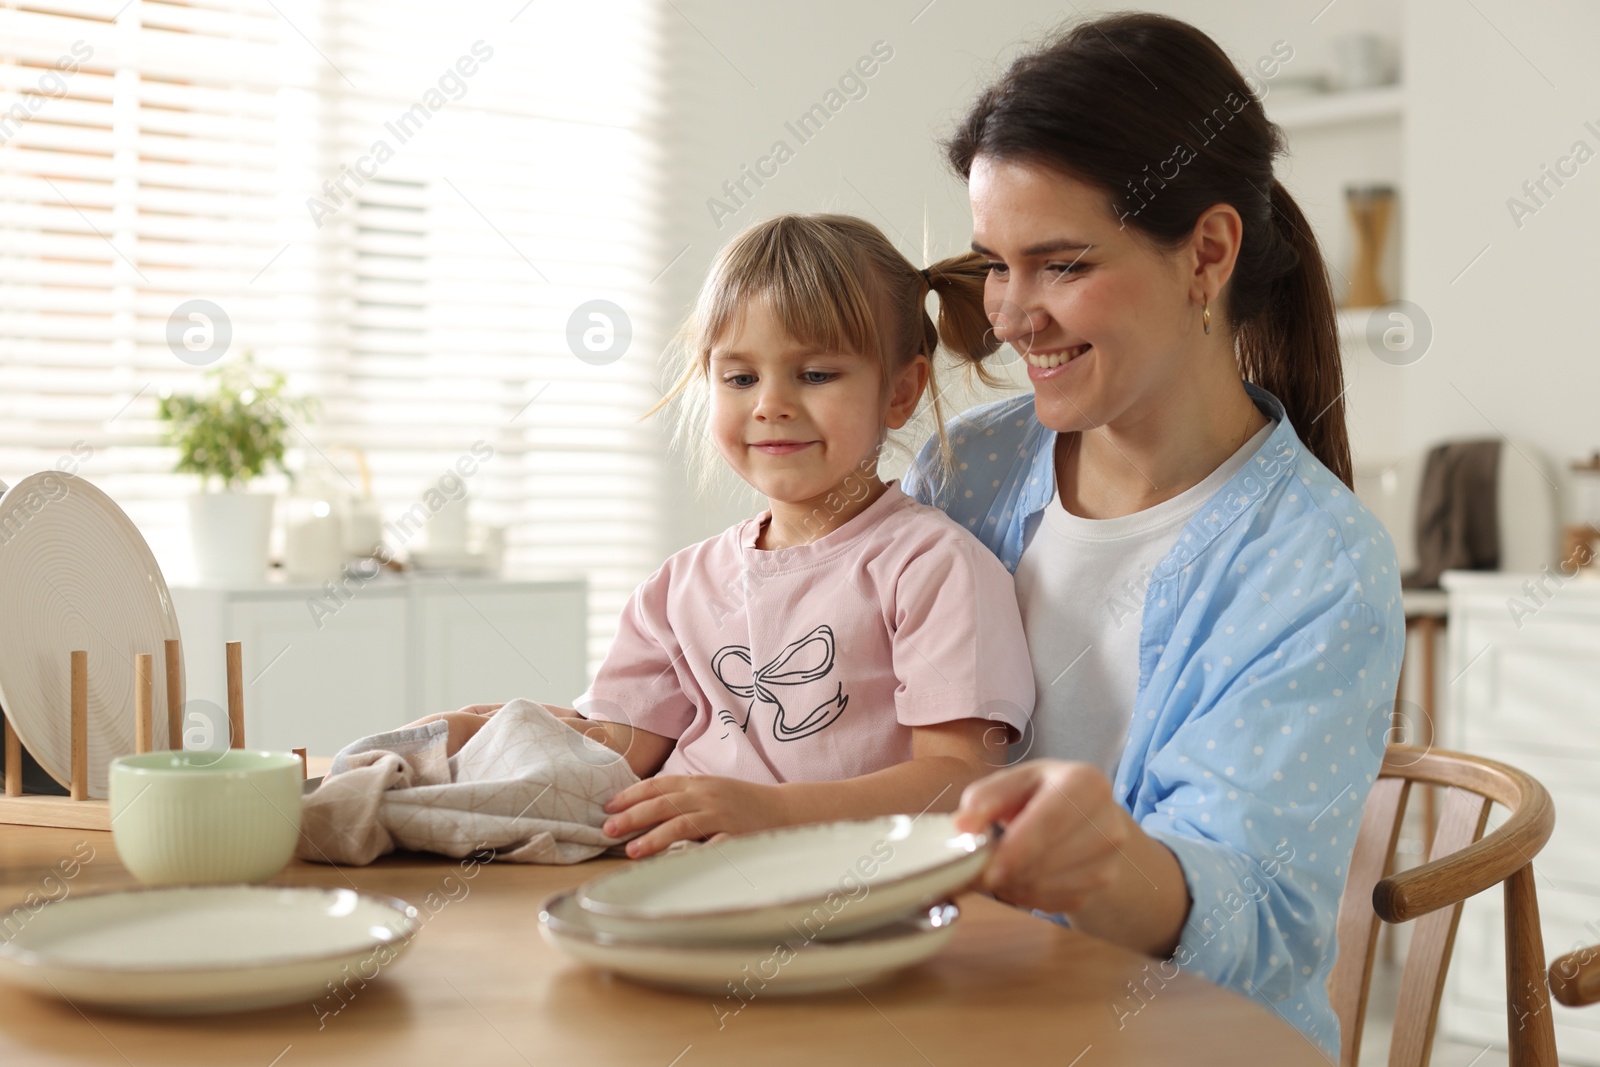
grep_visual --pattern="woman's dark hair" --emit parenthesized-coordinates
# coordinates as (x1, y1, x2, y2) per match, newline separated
(945, 13, 1352, 488)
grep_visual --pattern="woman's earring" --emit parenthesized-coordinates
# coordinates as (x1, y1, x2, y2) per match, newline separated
(1202, 298, 1211, 336)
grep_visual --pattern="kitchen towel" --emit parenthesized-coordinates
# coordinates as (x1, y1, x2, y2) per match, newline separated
(296, 698, 639, 865)
(1402, 438, 1501, 589)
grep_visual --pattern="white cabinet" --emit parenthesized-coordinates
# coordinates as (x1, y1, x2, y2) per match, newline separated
(228, 593, 411, 758)
(1438, 571, 1600, 1063)
(171, 576, 588, 758)
(418, 585, 584, 715)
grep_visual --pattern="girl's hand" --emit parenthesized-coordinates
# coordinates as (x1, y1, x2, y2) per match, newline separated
(602, 776, 791, 859)
(407, 703, 504, 756)
(954, 760, 1187, 957)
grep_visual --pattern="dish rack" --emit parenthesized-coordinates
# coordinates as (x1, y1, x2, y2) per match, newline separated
(0, 640, 250, 831)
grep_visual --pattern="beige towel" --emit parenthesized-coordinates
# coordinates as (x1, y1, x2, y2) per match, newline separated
(296, 698, 639, 866)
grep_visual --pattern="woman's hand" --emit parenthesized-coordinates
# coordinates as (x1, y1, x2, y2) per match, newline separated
(955, 760, 1189, 957)
(602, 776, 791, 859)
(956, 760, 1128, 913)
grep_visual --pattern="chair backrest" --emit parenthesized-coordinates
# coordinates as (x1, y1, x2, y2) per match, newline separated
(1551, 945, 1600, 1009)
(1351, 439, 1561, 576)
(1329, 746, 1556, 1067)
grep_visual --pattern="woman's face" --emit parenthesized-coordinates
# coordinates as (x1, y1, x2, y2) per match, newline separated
(969, 156, 1197, 434)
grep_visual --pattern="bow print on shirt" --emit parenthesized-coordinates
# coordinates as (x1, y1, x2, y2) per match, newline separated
(712, 624, 849, 742)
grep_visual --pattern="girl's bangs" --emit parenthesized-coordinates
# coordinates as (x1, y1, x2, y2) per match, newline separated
(698, 226, 882, 362)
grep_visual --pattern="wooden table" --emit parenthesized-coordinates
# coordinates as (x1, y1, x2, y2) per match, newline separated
(0, 826, 1330, 1066)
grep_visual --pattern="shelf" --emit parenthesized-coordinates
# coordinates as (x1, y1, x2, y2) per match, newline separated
(1268, 85, 1404, 131)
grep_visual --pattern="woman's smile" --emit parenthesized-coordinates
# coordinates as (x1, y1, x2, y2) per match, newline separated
(1023, 343, 1092, 381)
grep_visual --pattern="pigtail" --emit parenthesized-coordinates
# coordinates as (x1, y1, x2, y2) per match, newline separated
(923, 252, 1004, 371)
(910, 251, 1009, 501)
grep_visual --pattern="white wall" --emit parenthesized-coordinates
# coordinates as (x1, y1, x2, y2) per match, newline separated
(651, 0, 1587, 557)
(1402, 0, 1600, 530)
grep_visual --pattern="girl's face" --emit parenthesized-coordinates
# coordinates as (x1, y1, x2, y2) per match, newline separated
(707, 297, 923, 509)
(969, 156, 1196, 434)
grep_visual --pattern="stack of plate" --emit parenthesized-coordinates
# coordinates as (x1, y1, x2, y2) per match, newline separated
(539, 812, 991, 995)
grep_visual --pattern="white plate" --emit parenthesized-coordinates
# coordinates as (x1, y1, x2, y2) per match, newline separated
(0, 472, 182, 797)
(0, 885, 420, 1015)
(574, 813, 990, 944)
(541, 892, 958, 995)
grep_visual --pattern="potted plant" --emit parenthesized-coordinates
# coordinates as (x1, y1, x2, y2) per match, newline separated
(157, 353, 310, 585)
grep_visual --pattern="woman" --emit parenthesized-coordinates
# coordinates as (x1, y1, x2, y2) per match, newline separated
(900, 13, 1405, 1056)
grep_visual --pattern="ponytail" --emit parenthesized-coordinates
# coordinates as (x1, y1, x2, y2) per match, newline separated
(1235, 180, 1351, 487)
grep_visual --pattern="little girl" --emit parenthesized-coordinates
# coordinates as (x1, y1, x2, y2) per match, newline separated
(437, 214, 1034, 858)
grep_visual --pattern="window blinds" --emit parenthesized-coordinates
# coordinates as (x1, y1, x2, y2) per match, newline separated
(0, 0, 666, 678)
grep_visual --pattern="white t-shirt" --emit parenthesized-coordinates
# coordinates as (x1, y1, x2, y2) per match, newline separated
(1013, 420, 1277, 775)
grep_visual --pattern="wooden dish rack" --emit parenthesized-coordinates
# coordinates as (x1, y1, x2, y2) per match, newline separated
(0, 639, 290, 832)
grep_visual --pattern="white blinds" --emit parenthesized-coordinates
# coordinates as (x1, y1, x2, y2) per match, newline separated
(0, 0, 666, 678)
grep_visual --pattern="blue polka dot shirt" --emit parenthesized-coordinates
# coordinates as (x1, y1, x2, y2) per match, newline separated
(902, 381, 1406, 1057)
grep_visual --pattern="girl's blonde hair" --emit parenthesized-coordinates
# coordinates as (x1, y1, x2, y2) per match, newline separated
(645, 213, 1002, 499)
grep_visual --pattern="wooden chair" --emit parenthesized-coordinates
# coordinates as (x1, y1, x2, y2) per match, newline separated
(1329, 745, 1556, 1066)
(1550, 943, 1600, 1010)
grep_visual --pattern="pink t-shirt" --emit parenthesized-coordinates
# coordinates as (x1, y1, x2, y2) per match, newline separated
(574, 481, 1035, 784)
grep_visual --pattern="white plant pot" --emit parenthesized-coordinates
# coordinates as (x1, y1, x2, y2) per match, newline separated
(188, 492, 275, 586)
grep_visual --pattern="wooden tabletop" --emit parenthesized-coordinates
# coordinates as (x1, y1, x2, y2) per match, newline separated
(0, 826, 1329, 1066)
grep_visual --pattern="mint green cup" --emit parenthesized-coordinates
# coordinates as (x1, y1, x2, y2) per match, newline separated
(109, 751, 303, 885)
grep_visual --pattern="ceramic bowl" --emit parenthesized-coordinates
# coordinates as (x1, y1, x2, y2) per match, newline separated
(573, 813, 991, 944)
(109, 750, 302, 885)
(541, 891, 959, 995)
